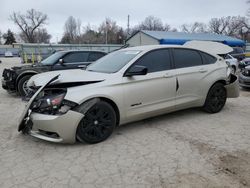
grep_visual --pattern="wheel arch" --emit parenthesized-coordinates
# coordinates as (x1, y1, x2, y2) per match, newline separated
(213, 79, 227, 86)
(16, 71, 38, 86)
(99, 97, 120, 126)
(77, 97, 120, 126)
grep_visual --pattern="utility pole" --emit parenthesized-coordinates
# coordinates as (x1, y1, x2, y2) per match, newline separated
(127, 15, 130, 37)
(105, 19, 108, 44)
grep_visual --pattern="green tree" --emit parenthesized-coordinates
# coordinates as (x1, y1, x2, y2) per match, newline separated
(3, 29, 16, 45)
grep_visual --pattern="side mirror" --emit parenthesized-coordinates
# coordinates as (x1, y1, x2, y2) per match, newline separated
(59, 58, 64, 65)
(125, 65, 148, 77)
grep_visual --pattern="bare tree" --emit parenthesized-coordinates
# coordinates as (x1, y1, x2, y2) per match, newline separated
(98, 18, 125, 44)
(181, 22, 207, 33)
(61, 16, 81, 43)
(34, 28, 51, 43)
(134, 16, 166, 31)
(10, 9, 48, 43)
(208, 17, 230, 34)
(208, 16, 250, 40)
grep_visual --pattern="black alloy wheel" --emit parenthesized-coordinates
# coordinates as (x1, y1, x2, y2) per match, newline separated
(76, 101, 116, 144)
(203, 83, 227, 113)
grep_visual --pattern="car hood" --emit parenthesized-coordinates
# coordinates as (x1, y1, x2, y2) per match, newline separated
(12, 63, 49, 72)
(27, 69, 109, 87)
(184, 41, 233, 55)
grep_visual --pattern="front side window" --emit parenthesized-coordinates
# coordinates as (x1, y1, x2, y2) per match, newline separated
(131, 49, 171, 73)
(173, 49, 203, 68)
(86, 50, 141, 73)
(63, 52, 89, 63)
(40, 51, 66, 65)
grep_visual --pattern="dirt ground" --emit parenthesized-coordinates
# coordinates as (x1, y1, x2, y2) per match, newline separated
(0, 57, 250, 188)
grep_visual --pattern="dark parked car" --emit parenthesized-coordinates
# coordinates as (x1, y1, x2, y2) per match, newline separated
(239, 65, 250, 89)
(239, 57, 250, 70)
(229, 47, 245, 61)
(2, 50, 106, 96)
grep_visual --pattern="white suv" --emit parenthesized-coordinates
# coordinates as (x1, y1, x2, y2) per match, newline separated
(18, 41, 239, 144)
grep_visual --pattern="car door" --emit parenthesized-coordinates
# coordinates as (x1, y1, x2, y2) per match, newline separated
(123, 49, 176, 122)
(53, 52, 89, 70)
(172, 48, 216, 108)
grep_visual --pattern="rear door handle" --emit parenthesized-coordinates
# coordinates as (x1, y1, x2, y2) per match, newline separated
(199, 68, 208, 73)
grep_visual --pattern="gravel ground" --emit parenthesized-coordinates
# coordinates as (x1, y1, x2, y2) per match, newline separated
(0, 57, 250, 188)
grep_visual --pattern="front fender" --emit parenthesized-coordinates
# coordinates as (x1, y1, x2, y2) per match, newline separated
(16, 71, 38, 84)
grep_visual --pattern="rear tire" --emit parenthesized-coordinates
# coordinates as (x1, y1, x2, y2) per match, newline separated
(203, 83, 227, 113)
(17, 75, 32, 97)
(76, 101, 116, 144)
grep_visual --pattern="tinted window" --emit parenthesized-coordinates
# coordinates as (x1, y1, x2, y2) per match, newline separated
(87, 50, 141, 73)
(63, 52, 89, 63)
(201, 52, 217, 64)
(41, 51, 66, 65)
(132, 49, 171, 73)
(173, 49, 202, 68)
(88, 52, 105, 62)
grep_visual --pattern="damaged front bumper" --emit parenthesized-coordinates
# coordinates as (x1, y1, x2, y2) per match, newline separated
(225, 74, 240, 98)
(23, 110, 83, 143)
(18, 75, 83, 143)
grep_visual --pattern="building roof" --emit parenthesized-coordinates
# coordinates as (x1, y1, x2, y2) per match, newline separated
(128, 30, 245, 47)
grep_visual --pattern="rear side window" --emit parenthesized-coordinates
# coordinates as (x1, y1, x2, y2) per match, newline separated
(133, 49, 171, 73)
(173, 49, 203, 68)
(88, 52, 105, 62)
(200, 52, 217, 64)
(63, 52, 89, 63)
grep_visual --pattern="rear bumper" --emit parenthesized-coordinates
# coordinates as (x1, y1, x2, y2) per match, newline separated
(23, 110, 84, 143)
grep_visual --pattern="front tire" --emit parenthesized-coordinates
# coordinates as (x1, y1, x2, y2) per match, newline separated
(76, 101, 116, 144)
(203, 83, 227, 113)
(17, 75, 32, 97)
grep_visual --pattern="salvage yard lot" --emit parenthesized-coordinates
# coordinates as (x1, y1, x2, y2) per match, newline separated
(0, 57, 250, 188)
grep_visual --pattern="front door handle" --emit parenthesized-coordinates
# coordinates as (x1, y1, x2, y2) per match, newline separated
(78, 65, 87, 68)
(163, 73, 173, 78)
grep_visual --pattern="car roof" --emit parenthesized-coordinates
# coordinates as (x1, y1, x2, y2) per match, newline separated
(56, 50, 106, 54)
(121, 45, 181, 51)
(122, 43, 230, 57)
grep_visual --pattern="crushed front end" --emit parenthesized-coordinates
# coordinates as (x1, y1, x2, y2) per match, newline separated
(18, 75, 84, 143)
(2, 68, 17, 91)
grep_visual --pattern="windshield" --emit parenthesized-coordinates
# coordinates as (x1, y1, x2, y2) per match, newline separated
(86, 50, 141, 73)
(40, 51, 66, 65)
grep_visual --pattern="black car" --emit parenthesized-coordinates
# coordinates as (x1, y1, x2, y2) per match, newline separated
(239, 65, 250, 89)
(2, 50, 106, 96)
(239, 57, 250, 70)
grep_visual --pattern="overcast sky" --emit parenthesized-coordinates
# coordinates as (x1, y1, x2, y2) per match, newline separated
(0, 0, 248, 43)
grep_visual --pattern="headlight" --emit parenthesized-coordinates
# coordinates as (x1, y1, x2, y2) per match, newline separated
(31, 88, 76, 115)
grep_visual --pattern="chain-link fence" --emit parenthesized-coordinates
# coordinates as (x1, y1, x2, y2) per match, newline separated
(13, 43, 124, 63)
